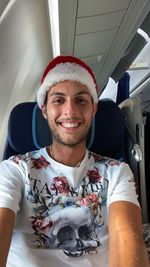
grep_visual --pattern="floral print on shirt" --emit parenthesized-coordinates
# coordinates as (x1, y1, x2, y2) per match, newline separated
(11, 150, 126, 257)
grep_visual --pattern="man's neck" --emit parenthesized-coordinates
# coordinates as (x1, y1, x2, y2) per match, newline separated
(47, 143, 86, 167)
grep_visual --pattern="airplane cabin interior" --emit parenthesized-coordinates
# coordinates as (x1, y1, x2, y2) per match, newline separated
(0, 0, 150, 260)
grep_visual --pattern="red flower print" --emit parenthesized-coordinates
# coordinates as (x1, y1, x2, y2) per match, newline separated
(87, 167, 102, 183)
(80, 193, 98, 210)
(108, 159, 120, 166)
(50, 176, 70, 194)
(10, 155, 22, 164)
(31, 156, 50, 169)
(29, 216, 53, 231)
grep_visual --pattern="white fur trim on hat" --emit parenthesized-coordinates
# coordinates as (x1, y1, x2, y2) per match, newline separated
(37, 62, 98, 108)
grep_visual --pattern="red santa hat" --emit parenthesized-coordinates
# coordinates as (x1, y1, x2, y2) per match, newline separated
(37, 55, 99, 108)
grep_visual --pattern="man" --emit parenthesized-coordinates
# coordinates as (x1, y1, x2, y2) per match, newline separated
(0, 55, 149, 267)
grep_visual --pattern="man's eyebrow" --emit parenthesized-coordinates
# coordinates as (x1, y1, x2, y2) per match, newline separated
(49, 91, 91, 97)
(49, 92, 65, 97)
(76, 91, 91, 96)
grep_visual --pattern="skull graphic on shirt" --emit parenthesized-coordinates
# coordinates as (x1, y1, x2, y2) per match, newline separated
(43, 205, 101, 257)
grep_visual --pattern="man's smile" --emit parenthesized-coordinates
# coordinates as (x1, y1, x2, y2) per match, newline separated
(60, 122, 80, 128)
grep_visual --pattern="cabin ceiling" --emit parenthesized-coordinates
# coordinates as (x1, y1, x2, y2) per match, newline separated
(59, 0, 150, 90)
(0, 0, 150, 159)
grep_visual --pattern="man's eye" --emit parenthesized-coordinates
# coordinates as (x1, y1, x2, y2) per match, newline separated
(77, 98, 87, 104)
(52, 98, 64, 104)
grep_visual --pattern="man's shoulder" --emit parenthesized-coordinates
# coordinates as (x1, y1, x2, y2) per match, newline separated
(88, 150, 121, 165)
(3, 148, 49, 167)
(88, 150, 125, 174)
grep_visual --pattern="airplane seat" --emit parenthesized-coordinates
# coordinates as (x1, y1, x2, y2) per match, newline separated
(144, 112, 150, 222)
(3, 99, 126, 162)
(3, 98, 150, 258)
(3, 102, 37, 159)
(3, 139, 19, 160)
(89, 99, 125, 160)
(143, 110, 150, 259)
(2, 101, 52, 159)
(119, 96, 148, 223)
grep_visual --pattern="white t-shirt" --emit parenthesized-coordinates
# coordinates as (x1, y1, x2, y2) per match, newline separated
(0, 148, 139, 267)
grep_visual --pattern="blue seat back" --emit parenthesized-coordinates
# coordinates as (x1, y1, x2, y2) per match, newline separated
(3, 99, 125, 161)
(89, 99, 125, 160)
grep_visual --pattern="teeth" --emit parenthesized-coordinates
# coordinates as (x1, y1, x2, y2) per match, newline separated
(62, 122, 79, 128)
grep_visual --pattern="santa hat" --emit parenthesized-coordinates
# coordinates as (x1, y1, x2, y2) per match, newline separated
(37, 55, 99, 108)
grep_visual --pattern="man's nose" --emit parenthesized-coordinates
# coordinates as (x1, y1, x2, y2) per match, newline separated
(64, 100, 77, 116)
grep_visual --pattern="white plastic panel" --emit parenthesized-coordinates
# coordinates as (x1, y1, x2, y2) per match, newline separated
(76, 10, 126, 34)
(74, 28, 118, 57)
(77, 0, 131, 17)
(0, 0, 53, 160)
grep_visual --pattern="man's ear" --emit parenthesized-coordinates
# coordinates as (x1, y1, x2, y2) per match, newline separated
(93, 103, 98, 117)
(41, 104, 47, 119)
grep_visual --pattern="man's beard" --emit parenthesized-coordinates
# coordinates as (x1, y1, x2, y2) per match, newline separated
(48, 122, 91, 147)
(51, 131, 88, 147)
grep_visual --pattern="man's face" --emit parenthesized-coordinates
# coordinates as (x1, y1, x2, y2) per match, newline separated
(41, 80, 97, 147)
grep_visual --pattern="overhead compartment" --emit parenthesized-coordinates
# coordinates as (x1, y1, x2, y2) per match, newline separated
(59, 0, 150, 95)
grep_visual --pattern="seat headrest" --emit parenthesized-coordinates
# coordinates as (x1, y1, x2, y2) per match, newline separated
(32, 104, 52, 148)
(90, 99, 125, 159)
(7, 102, 37, 154)
(4, 99, 125, 160)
